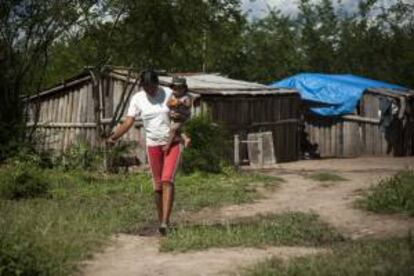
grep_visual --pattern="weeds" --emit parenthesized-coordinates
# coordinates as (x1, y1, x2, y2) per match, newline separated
(0, 164, 50, 200)
(0, 168, 277, 275)
(160, 212, 344, 252)
(243, 237, 414, 276)
(181, 115, 232, 174)
(358, 171, 414, 216)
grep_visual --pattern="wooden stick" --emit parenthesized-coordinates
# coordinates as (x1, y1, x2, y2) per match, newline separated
(342, 115, 380, 124)
(234, 135, 240, 167)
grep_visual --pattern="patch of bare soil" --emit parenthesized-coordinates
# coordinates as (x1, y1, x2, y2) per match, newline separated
(81, 235, 325, 276)
(81, 157, 414, 276)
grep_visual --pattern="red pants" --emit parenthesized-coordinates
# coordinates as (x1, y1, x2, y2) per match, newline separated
(147, 143, 182, 191)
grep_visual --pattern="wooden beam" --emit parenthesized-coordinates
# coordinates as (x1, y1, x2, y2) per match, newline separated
(366, 88, 414, 98)
(23, 76, 92, 102)
(342, 115, 380, 124)
(27, 118, 143, 128)
(250, 119, 300, 127)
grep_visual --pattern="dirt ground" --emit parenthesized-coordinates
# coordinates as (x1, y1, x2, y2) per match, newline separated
(81, 157, 414, 276)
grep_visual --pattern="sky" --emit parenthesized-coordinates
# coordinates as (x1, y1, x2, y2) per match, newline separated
(241, 0, 411, 19)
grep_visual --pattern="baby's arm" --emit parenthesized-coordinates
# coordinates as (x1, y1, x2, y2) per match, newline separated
(181, 132, 191, 148)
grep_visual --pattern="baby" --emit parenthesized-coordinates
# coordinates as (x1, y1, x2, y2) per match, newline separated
(164, 76, 192, 152)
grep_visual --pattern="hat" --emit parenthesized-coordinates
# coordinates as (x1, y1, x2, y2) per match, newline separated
(171, 76, 187, 87)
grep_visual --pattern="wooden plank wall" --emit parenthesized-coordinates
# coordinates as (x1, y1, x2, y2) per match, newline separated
(29, 82, 96, 154)
(28, 77, 145, 164)
(305, 118, 364, 158)
(304, 93, 414, 158)
(203, 94, 300, 163)
(29, 76, 414, 165)
(360, 93, 388, 156)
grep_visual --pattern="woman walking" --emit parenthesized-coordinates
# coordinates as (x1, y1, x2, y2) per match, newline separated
(108, 69, 183, 235)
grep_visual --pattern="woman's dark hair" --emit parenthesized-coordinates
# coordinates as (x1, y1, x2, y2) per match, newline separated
(140, 69, 159, 86)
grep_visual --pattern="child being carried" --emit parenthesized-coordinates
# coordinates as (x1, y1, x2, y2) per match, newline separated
(164, 76, 191, 152)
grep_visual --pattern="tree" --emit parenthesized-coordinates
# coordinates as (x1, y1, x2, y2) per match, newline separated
(240, 10, 303, 83)
(0, 0, 96, 160)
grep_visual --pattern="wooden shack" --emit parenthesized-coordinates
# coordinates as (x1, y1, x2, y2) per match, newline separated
(24, 67, 301, 165)
(303, 88, 414, 158)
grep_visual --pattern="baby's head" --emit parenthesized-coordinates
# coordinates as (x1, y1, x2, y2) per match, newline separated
(170, 76, 188, 96)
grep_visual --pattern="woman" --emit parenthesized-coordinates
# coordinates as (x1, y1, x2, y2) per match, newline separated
(108, 69, 182, 235)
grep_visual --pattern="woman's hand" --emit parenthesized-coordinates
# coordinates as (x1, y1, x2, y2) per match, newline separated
(107, 136, 117, 146)
(107, 116, 135, 145)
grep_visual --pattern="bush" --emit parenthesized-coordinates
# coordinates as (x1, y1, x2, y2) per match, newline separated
(181, 115, 231, 174)
(0, 165, 51, 200)
(358, 171, 414, 216)
(61, 141, 103, 171)
(6, 145, 55, 169)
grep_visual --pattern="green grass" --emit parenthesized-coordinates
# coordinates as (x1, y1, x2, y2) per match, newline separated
(307, 172, 347, 182)
(243, 237, 414, 276)
(160, 212, 345, 252)
(0, 168, 281, 275)
(174, 172, 282, 212)
(358, 170, 414, 216)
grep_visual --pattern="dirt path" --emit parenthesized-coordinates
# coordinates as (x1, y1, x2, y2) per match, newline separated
(81, 235, 325, 276)
(81, 157, 414, 276)
(186, 171, 414, 239)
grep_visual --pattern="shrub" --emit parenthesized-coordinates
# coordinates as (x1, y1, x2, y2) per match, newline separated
(61, 141, 103, 171)
(181, 115, 231, 174)
(0, 165, 51, 200)
(358, 171, 414, 216)
(6, 145, 56, 169)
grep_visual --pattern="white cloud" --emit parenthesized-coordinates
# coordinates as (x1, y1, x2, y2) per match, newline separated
(241, 0, 411, 19)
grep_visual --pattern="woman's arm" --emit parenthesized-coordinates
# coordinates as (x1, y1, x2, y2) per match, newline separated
(108, 116, 135, 143)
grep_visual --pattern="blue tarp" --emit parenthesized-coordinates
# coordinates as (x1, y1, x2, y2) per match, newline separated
(270, 73, 407, 116)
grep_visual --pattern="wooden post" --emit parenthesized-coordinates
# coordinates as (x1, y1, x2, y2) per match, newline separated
(258, 135, 264, 167)
(234, 134, 240, 168)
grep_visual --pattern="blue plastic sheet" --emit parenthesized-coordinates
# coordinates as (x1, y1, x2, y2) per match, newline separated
(270, 73, 406, 116)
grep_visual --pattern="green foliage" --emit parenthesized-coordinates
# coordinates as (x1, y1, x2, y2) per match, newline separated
(243, 237, 414, 276)
(0, 1, 97, 162)
(241, 10, 304, 83)
(175, 172, 282, 212)
(60, 141, 104, 171)
(0, 170, 152, 276)
(0, 168, 276, 275)
(0, 165, 50, 200)
(181, 115, 231, 174)
(358, 171, 414, 216)
(160, 212, 344, 252)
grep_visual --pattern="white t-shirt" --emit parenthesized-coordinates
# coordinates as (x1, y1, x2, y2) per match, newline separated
(126, 86, 173, 146)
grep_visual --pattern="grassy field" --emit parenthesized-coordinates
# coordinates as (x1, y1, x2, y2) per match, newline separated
(160, 212, 345, 252)
(0, 166, 282, 275)
(243, 237, 414, 276)
(358, 170, 414, 216)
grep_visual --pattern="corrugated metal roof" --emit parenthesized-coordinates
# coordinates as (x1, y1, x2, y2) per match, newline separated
(110, 69, 297, 96)
(25, 67, 298, 101)
(161, 74, 266, 90)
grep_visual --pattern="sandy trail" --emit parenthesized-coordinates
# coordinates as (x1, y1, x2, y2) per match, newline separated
(187, 172, 413, 239)
(81, 235, 325, 276)
(81, 157, 414, 276)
